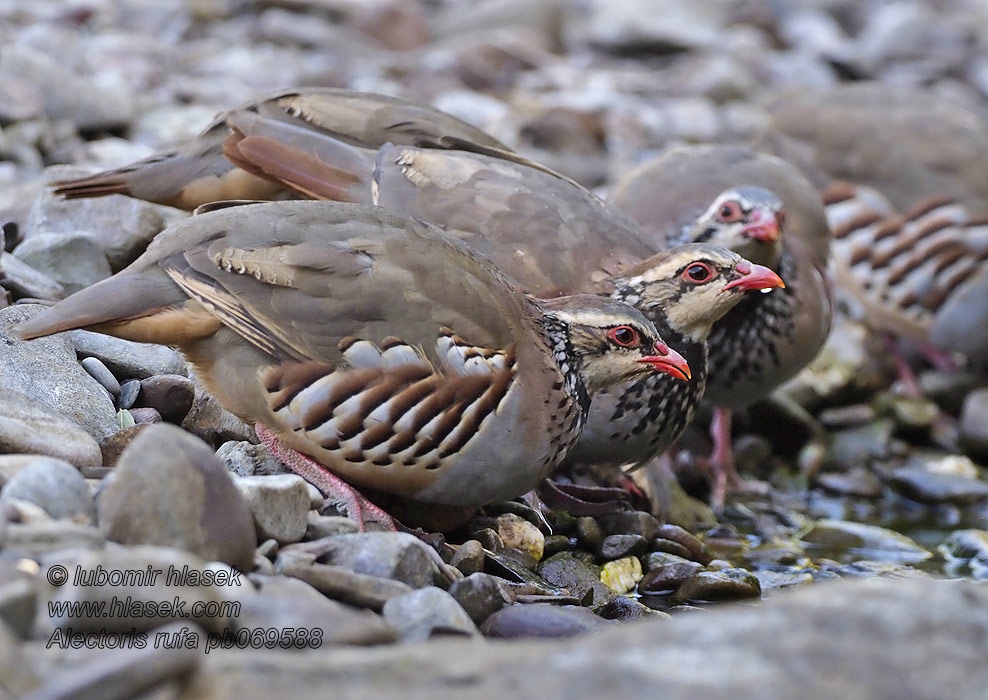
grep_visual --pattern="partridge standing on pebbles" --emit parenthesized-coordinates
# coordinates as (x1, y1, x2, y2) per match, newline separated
(824, 181, 988, 376)
(12, 201, 690, 530)
(611, 144, 833, 506)
(51, 89, 785, 485)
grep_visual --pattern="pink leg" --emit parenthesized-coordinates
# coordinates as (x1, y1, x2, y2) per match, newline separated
(884, 334, 921, 396)
(918, 344, 958, 372)
(708, 407, 733, 510)
(255, 424, 396, 532)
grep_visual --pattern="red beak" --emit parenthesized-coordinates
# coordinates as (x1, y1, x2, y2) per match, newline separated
(638, 342, 691, 381)
(723, 262, 786, 292)
(740, 211, 781, 243)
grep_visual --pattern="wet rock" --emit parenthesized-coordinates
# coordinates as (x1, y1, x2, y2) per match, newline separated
(0, 390, 102, 468)
(600, 556, 643, 594)
(234, 474, 310, 545)
(638, 553, 703, 594)
(801, 519, 932, 564)
(890, 466, 988, 505)
(0, 457, 95, 523)
(181, 387, 254, 446)
(541, 534, 571, 559)
(481, 603, 611, 639)
(654, 524, 711, 564)
(97, 424, 256, 570)
(71, 330, 189, 379)
(0, 304, 117, 441)
(496, 512, 545, 562)
(575, 516, 604, 553)
(277, 551, 414, 611)
(824, 419, 897, 469)
(815, 468, 884, 499)
(80, 356, 120, 398)
(217, 440, 287, 477)
(886, 394, 939, 435)
(599, 534, 648, 561)
(136, 374, 196, 424)
(597, 510, 659, 539)
(939, 529, 988, 580)
(12, 231, 112, 295)
(819, 560, 930, 580)
(536, 552, 612, 606)
(449, 539, 486, 576)
(597, 595, 667, 622)
(960, 388, 988, 462)
(448, 572, 514, 624)
(382, 587, 479, 640)
(305, 512, 360, 540)
(45, 545, 237, 634)
(753, 570, 815, 594)
(237, 575, 397, 645)
(314, 533, 439, 589)
(673, 568, 762, 603)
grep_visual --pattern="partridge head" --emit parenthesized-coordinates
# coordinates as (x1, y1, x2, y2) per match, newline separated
(12, 201, 686, 509)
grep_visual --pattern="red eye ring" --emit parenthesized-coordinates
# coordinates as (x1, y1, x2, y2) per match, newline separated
(682, 261, 715, 284)
(607, 325, 640, 347)
(718, 200, 743, 222)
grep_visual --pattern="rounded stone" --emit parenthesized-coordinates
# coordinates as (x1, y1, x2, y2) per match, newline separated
(97, 423, 256, 570)
(449, 539, 486, 576)
(136, 374, 196, 424)
(381, 586, 479, 640)
(0, 390, 102, 468)
(481, 603, 611, 639)
(673, 568, 762, 603)
(599, 534, 648, 561)
(496, 512, 545, 562)
(0, 457, 95, 523)
(234, 474, 311, 545)
(447, 572, 513, 624)
(80, 356, 120, 397)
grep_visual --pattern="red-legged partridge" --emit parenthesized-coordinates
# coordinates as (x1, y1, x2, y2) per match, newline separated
(52, 87, 555, 211)
(824, 181, 988, 375)
(611, 144, 833, 506)
(12, 201, 690, 529)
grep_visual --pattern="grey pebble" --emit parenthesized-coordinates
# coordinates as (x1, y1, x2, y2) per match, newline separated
(313, 532, 440, 589)
(12, 231, 112, 295)
(0, 457, 95, 523)
(673, 568, 762, 603)
(0, 390, 102, 468)
(71, 329, 189, 379)
(890, 466, 988, 505)
(449, 539, 486, 576)
(448, 572, 513, 624)
(235, 474, 311, 546)
(481, 603, 610, 639)
(305, 512, 359, 540)
(97, 423, 256, 570)
(382, 586, 479, 641)
(81, 356, 120, 397)
(137, 374, 196, 424)
(276, 551, 413, 611)
(217, 440, 288, 478)
(117, 379, 141, 409)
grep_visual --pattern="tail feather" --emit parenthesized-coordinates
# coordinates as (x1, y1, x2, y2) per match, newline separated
(11, 270, 187, 341)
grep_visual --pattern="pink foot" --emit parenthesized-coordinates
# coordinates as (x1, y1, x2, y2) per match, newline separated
(884, 334, 922, 396)
(255, 424, 396, 532)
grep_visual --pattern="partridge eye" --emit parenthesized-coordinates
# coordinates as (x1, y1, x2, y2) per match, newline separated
(718, 201, 742, 221)
(607, 325, 640, 347)
(683, 262, 714, 283)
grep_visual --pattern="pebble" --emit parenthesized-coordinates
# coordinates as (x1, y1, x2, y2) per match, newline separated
(575, 516, 605, 553)
(0, 390, 102, 468)
(181, 387, 254, 446)
(234, 474, 311, 545)
(237, 575, 397, 645)
(496, 512, 545, 562)
(0, 617, 40, 695)
(0, 564, 38, 637)
(673, 568, 762, 603)
(536, 552, 613, 606)
(97, 423, 257, 570)
(600, 556, 643, 594)
(801, 519, 933, 564)
(597, 595, 668, 622)
(305, 512, 360, 540)
(481, 603, 611, 639)
(0, 251, 65, 301)
(654, 524, 711, 564)
(312, 532, 440, 589)
(117, 379, 141, 409)
(137, 374, 197, 424)
(99, 424, 150, 467)
(598, 510, 660, 540)
(0, 457, 95, 524)
(381, 586, 479, 640)
(0, 304, 118, 442)
(447, 572, 514, 624)
(754, 570, 815, 594)
(890, 466, 988, 505)
(277, 551, 414, 611)
(960, 388, 988, 462)
(80, 356, 121, 397)
(217, 440, 288, 477)
(3, 521, 105, 557)
(638, 553, 704, 595)
(599, 534, 648, 561)
(939, 529, 988, 580)
(449, 539, 486, 576)
(815, 468, 885, 499)
(71, 330, 189, 379)
(12, 231, 113, 295)
(129, 407, 163, 424)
